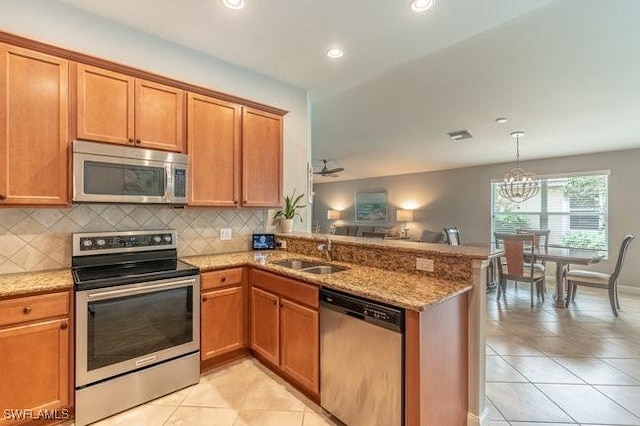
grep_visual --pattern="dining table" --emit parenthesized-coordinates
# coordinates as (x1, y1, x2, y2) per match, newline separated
(527, 247, 605, 308)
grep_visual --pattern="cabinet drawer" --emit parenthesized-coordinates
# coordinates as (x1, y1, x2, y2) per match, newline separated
(251, 269, 318, 308)
(202, 268, 244, 290)
(0, 291, 69, 327)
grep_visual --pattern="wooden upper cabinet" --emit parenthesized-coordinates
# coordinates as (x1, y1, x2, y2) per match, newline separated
(0, 44, 69, 206)
(242, 107, 283, 207)
(76, 64, 134, 145)
(76, 64, 184, 152)
(187, 93, 241, 206)
(135, 79, 184, 152)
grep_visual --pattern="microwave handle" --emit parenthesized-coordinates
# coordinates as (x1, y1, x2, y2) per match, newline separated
(87, 279, 196, 301)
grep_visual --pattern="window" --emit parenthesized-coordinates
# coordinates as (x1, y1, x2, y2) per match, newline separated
(491, 172, 608, 252)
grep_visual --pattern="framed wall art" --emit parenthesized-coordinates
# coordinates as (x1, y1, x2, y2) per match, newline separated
(355, 189, 388, 223)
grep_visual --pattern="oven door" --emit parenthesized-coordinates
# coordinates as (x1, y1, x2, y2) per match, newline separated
(75, 276, 200, 387)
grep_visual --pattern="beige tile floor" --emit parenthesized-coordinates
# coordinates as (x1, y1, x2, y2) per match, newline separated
(487, 283, 640, 426)
(86, 358, 344, 426)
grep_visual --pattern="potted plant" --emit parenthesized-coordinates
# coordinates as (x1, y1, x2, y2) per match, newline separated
(273, 189, 306, 233)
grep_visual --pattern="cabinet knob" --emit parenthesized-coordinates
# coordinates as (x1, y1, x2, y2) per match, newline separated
(128, 138, 134, 143)
(135, 139, 141, 145)
(23, 306, 32, 314)
(221, 277, 226, 282)
(0, 194, 6, 200)
(202, 296, 208, 302)
(60, 322, 68, 330)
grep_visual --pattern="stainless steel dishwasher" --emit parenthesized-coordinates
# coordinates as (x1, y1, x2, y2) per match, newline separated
(320, 288, 404, 426)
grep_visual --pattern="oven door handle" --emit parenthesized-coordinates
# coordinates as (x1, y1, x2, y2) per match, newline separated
(87, 279, 196, 300)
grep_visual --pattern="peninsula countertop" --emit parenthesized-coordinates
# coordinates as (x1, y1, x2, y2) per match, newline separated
(183, 251, 472, 311)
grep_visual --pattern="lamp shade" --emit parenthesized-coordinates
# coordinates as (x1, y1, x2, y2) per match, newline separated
(396, 209, 413, 222)
(327, 210, 341, 220)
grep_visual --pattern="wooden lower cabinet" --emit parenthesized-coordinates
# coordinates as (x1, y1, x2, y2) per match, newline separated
(280, 299, 319, 394)
(201, 286, 244, 360)
(0, 292, 70, 425)
(200, 268, 248, 367)
(250, 269, 320, 396)
(250, 286, 280, 366)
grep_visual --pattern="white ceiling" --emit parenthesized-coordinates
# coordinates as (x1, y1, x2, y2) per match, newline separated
(60, 0, 640, 182)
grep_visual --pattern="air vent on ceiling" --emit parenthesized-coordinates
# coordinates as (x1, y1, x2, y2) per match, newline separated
(447, 130, 473, 141)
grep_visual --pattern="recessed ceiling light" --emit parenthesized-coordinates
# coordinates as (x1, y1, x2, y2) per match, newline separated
(410, 0, 434, 13)
(326, 48, 344, 60)
(222, 0, 244, 10)
(495, 118, 508, 124)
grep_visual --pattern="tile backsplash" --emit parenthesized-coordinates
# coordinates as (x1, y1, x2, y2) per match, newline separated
(0, 204, 268, 274)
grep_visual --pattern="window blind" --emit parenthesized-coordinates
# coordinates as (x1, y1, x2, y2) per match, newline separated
(491, 172, 609, 253)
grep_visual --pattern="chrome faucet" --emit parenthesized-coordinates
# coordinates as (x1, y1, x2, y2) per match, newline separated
(317, 235, 333, 261)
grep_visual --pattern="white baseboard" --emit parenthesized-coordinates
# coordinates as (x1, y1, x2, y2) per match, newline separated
(618, 285, 640, 296)
(467, 407, 488, 426)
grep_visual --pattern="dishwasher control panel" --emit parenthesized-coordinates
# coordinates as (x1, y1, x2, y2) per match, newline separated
(320, 288, 404, 332)
(364, 306, 399, 324)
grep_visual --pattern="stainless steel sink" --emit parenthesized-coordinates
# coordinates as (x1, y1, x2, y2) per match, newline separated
(302, 265, 350, 275)
(271, 259, 349, 274)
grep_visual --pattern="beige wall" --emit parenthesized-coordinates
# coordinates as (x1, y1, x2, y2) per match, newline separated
(313, 148, 640, 288)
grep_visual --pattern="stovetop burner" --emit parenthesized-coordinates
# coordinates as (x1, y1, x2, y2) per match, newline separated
(72, 230, 199, 291)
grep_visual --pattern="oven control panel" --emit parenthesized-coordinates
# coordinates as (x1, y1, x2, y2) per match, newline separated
(75, 230, 176, 254)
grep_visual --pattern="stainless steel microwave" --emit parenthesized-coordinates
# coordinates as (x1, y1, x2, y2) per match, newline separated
(73, 140, 188, 204)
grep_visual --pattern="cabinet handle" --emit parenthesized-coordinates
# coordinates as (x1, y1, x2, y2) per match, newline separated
(221, 277, 226, 283)
(23, 306, 32, 314)
(135, 139, 141, 145)
(202, 296, 208, 302)
(0, 194, 6, 200)
(243, 200, 248, 204)
(272, 300, 277, 305)
(128, 138, 134, 144)
(60, 323, 68, 330)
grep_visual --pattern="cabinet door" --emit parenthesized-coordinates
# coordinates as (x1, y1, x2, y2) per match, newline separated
(187, 93, 241, 206)
(280, 299, 319, 395)
(201, 286, 244, 360)
(76, 64, 134, 145)
(250, 287, 279, 366)
(0, 45, 69, 206)
(135, 79, 184, 152)
(0, 318, 69, 415)
(241, 107, 283, 207)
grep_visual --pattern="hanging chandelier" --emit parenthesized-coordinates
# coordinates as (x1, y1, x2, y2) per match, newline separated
(499, 131, 539, 207)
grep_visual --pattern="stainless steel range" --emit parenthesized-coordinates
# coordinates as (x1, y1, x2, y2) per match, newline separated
(72, 230, 200, 426)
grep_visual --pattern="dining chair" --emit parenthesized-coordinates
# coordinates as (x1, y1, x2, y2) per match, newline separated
(494, 232, 546, 307)
(516, 229, 550, 290)
(444, 227, 461, 246)
(565, 234, 635, 316)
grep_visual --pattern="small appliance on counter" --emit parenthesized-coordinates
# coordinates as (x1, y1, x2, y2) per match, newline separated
(252, 233, 275, 250)
(72, 229, 200, 426)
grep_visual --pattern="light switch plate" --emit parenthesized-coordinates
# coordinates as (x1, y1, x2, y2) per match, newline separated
(416, 258, 434, 272)
(220, 228, 232, 241)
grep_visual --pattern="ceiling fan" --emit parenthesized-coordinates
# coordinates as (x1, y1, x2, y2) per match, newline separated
(314, 160, 344, 177)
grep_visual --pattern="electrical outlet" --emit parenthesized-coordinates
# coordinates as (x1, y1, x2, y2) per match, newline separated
(416, 258, 434, 272)
(276, 239, 288, 249)
(220, 228, 232, 241)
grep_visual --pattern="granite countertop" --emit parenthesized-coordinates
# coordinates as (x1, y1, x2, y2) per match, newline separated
(0, 250, 474, 311)
(183, 251, 473, 311)
(276, 232, 502, 260)
(0, 269, 73, 299)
